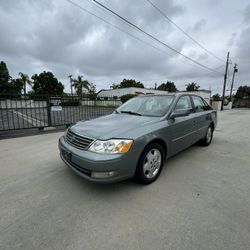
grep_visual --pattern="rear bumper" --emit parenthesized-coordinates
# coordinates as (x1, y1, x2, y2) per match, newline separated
(58, 136, 136, 183)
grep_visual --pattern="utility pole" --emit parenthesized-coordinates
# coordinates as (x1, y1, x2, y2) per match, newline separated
(221, 51, 230, 111)
(68, 75, 73, 95)
(229, 64, 238, 100)
(155, 82, 157, 90)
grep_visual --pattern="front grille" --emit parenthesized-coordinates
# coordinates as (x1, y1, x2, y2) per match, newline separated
(65, 129, 94, 150)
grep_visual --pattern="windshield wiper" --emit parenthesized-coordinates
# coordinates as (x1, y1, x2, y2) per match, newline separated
(120, 111, 142, 116)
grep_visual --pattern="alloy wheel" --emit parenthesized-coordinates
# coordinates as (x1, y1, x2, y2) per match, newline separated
(143, 149, 162, 179)
(206, 127, 212, 143)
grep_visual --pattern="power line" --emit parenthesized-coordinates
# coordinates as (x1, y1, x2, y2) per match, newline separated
(142, 64, 224, 83)
(65, 0, 174, 57)
(85, 0, 225, 74)
(65, 0, 223, 77)
(90, 0, 224, 65)
(145, 0, 225, 63)
(66, 0, 222, 74)
(92, 0, 224, 75)
(191, 64, 225, 84)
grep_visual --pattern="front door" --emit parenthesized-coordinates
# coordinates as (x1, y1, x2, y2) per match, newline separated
(168, 95, 197, 156)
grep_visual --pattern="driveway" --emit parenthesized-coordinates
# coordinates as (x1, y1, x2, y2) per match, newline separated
(0, 109, 250, 250)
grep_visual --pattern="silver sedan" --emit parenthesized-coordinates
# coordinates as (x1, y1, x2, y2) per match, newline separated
(58, 93, 217, 184)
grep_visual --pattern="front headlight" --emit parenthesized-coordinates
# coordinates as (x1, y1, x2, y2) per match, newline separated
(88, 139, 133, 154)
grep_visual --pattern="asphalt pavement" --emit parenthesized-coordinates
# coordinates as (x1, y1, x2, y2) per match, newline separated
(0, 109, 250, 250)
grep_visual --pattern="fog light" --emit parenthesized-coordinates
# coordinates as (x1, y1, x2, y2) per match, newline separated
(91, 171, 116, 178)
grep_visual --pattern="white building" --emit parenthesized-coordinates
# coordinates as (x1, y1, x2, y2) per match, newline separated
(97, 87, 167, 98)
(97, 87, 211, 103)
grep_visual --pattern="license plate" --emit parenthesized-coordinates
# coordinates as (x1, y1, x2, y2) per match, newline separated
(62, 149, 71, 162)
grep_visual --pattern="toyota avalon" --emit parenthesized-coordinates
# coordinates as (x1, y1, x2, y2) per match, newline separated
(58, 93, 217, 184)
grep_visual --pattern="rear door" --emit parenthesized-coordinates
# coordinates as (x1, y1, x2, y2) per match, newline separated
(190, 95, 211, 140)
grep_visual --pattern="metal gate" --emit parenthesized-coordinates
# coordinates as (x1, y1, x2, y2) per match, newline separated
(0, 94, 120, 131)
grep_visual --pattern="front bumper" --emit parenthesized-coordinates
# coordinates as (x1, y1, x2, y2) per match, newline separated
(58, 136, 136, 183)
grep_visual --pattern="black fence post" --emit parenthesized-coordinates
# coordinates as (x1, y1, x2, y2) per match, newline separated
(47, 97, 52, 127)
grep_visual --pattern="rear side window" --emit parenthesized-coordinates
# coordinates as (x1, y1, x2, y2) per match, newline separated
(202, 99, 212, 110)
(192, 96, 206, 112)
(175, 96, 192, 110)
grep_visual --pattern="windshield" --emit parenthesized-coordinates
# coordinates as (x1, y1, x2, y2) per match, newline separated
(116, 95, 175, 117)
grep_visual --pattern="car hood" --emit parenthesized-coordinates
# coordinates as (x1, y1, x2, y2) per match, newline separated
(71, 113, 160, 140)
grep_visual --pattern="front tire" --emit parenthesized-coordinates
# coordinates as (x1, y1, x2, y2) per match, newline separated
(135, 143, 165, 185)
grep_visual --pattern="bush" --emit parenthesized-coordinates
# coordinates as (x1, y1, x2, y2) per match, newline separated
(120, 94, 137, 103)
(212, 94, 221, 101)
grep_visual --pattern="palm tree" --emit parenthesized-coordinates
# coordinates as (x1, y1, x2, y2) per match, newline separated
(19, 72, 32, 95)
(72, 75, 90, 99)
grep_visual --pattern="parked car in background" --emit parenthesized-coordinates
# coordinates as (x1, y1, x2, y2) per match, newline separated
(58, 93, 217, 184)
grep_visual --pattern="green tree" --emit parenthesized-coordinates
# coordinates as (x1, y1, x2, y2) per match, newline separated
(89, 83, 97, 100)
(88, 82, 97, 99)
(110, 83, 120, 89)
(0, 61, 25, 95)
(235, 85, 250, 100)
(72, 75, 90, 99)
(10, 78, 24, 95)
(19, 72, 32, 95)
(119, 79, 144, 88)
(186, 82, 200, 91)
(120, 94, 137, 103)
(212, 93, 221, 101)
(0, 61, 12, 94)
(111, 79, 144, 89)
(157, 81, 177, 92)
(31, 71, 64, 95)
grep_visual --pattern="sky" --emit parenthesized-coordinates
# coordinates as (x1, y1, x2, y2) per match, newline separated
(0, 0, 250, 94)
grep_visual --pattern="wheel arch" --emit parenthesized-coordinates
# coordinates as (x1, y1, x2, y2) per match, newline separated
(134, 138, 167, 184)
(144, 138, 168, 160)
(210, 121, 215, 130)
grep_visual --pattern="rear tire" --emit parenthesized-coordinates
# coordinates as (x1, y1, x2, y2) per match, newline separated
(135, 143, 165, 185)
(200, 124, 214, 146)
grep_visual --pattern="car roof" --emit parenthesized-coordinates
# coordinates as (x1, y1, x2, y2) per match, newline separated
(137, 92, 196, 97)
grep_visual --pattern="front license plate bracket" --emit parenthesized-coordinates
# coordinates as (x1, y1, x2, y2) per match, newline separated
(62, 148, 71, 162)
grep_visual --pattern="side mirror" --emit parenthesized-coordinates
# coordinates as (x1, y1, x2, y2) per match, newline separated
(169, 109, 191, 120)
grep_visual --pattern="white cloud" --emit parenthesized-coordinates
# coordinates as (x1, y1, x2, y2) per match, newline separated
(0, 0, 249, 94)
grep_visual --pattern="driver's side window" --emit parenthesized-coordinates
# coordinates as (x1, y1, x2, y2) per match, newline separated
(175, 96, 192, 110)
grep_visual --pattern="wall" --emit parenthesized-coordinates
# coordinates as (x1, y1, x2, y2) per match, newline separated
(81, 100, 122, 107)
(97, 87, 167, 97)
(0, 99, 47, 109)
(212, 101, 222, 110)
